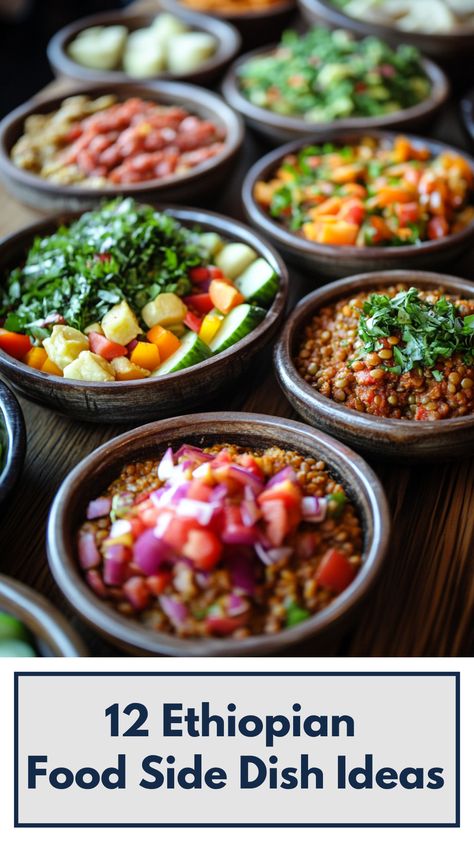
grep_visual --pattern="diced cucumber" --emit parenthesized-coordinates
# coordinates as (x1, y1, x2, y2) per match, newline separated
(215, 243, 257, 280)
(209, 304, 266, 353)
(199, 232, 224, 258)
(235, 258, 279, 307)
(154, 331, 211, 375)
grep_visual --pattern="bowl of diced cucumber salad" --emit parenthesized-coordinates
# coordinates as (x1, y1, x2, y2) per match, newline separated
(0, 199, 288, 423)
(0, 575, 88, 657)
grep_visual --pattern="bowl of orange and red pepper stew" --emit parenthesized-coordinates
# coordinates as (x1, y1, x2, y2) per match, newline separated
(46, 412, 389, 656)
(242, 131, 474, 277)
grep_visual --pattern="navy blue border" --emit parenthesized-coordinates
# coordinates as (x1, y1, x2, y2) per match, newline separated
(13, 671, 460, 829)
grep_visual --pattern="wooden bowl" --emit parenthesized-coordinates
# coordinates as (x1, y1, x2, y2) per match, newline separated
(222, 45, 449, 145)
(274, 270, 474, 461)
(47, 411, 390, 656)
(47, 8, 241, 87)
(298, 0, 474, 62)
(0, 379, 25, 507)
(242, 129, 474, 277)
(0, 81, 244, 213)
(161, 0, 297, 49)
(0, 207, 288, 424)
(0, 574, 88, 656)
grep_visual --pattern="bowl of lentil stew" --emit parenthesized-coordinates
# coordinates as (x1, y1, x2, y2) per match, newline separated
(47, 412, 389, 656)
(275, 269, 474, 460)
(242, 130, 474, 277)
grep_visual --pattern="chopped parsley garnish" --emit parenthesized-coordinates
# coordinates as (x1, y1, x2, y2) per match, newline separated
(350, 287, 474, 374)
(0, 198, 206, 338)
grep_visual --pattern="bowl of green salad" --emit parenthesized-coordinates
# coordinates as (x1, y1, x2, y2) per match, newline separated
(0, 198, 288, 423)
(0, 379, 25, 508)
(222, 25, 449, 143)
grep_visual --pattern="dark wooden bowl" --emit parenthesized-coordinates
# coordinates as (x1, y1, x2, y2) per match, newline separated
(242, 129, 474, 277)
(0, 207, 288, 424)
(48, 8, 241, 87)
(0, 574, 88, 656)
(461, 88, 474, 148)
(47, 411, 390, 656)
(0, 81, 243, 213)
(0, 379, 25, 507)
(274, 270, 474, 461)
(161, 0, 297, 49)
(298, 0, 474, 62)
(222, 45, 449, 145)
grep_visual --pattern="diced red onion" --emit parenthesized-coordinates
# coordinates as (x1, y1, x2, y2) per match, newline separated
(255, 542, 293, 566)
(210, 483, 229, 503)
(222, 524, 260, 545)
(153, 511, 173, 538)
(158, 481, 191, 507)
(228, 593, 249, 617)
(195, 571, 211, 589)
(224, 464, 264, 494)
(127, 339, 138, 352)
(103, 550, 129, 586)
(133, 529, 169, 575)
(78, 532, 100, 570)
(266, 466, 297, 488)
(226, 551, 257, 595)
(150, 488, 166, 507)
(123, 577, 150, 611)
(241, 498, 261, 527)
(86, 497, 112, 519)
(158, 447, 175, 481)
(109, 519, 132, 539)
(301, 496, 328, 523)
(159, 595, 188, 627)
(85, 569, 108, 598)
(176, 498, 219, 526)
(175, 444, 213, 464)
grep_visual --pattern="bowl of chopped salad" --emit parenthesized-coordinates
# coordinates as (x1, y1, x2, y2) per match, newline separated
(222, 26, 448, 144)
(0, 574, 88, 657)
(243, 131, 474, 276)
(47, 411, 389, 655)
(0, 198, 287, 423)
(0, 379, 25, 508)
(275, 269, 474, 460)
(0, 81, 243, 212)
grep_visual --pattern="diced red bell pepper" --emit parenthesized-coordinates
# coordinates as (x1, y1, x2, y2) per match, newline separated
(315, 549, 355, 594)
(88, 331, 127, 360)
(183, 528, 222, 571)
(184, 312, 203, 333)
(205, 616, 246, 636)
(183, 293, 214, 314)
(260, 498, 290, 547)
(189, 266, 210, 283)
(0, 329, 32, 360)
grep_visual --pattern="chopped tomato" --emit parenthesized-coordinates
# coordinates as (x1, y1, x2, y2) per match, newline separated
(208, 266, 224, 279)
(88, 331, 127, 360)
(183, 293, 213, 314)
(184, 312, 203, 333)
(415, 406, 429, 421)
(123, 576, 151, 610)
(183, 528, 222, 571)
(427, 216, 449, 240)
(205, 616, 246, 636)
(222, 505, 259, 544)
(189, 267, 210, 283)
(316, 549, 355, 594)
(258, 479, 302, 509)
(395, 202, 420, 226)
(0, 329, 31, 360)
(186, 480, 213, 502)
(147, 571, 172, 595)
(260, 498, 290, 547)
(238, 453, 264, 479)
(163, 516, 199, 551)
(339, 199, 365, 226)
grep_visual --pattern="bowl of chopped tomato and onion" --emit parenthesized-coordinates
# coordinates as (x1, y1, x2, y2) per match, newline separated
(47, 412, 389, 656)
(275, 269, 474, 460)
(0, 82, 243, 212)
(243, 131, 474, 277)
(0, 199, 287, 423)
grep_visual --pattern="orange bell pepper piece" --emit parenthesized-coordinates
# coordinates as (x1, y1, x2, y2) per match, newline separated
(317, 220, 359, 246)
(0, 329, 31, 360)
(209, 280, 244, 314)
(146, 325, 181, 361)
(23, 346, 47, 370)
(41, 357, 63, 376)
(130, 341, 160, 371)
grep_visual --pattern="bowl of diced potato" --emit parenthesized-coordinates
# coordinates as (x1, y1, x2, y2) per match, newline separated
(47, 8, 241, 87)
(0, 203, 288, 424)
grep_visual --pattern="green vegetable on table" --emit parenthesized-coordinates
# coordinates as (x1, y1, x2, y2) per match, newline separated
(0, 611, 37, 657)
(237, 26, 430, 122)
(0, 198, 206, 340)
(350, 288, 474, 375)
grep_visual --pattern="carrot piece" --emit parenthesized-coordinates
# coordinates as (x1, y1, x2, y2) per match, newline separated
(209, 280, 244, 314)
(0, 329, 31, 360)
(41, 357, 63, 376)
(130, 341, 160, 371)
(23, 346, 47, 370)
(146, 325, 181, 361)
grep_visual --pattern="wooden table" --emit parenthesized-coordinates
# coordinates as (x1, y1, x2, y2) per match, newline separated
(0, 21, 473, 657)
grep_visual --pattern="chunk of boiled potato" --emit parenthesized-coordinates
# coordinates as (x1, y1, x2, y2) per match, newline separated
(123, 29, 166, 77)
(111, 356, 150, 381)
(68, 25, 128, 71)
(43, 325, 89, 370)
(150, 13, 188, 46)
(63, 351, 115, 382)
(200, 232, 224, 257)
(84, 322, 103, 336)
(101, 300, 141, 345)
(142, 292, 187, 329)
(215, 243, 258, 280)
(167, 32, 217, 74)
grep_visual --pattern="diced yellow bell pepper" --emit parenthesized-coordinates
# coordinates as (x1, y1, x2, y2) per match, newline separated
(24, 347, 47, 370)
(199, 313, 223, 346)
(130, 341, 160, 371)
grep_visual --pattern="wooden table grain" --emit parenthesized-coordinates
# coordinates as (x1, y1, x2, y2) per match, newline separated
(0, 52, 473, 657)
